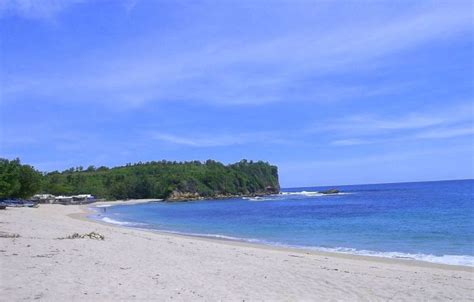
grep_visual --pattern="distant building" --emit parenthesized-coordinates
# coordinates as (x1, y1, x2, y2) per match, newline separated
(56, 194, 95, 205)
(72, 194, 95, 204)
(32, 194, 95, 205)
(55, 196, 73, 204)
(32, 194, 56, 204)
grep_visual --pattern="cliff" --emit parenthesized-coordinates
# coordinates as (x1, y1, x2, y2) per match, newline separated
(41, 159, 280, 201)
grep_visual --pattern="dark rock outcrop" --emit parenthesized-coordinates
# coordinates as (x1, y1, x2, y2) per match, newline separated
(319, 189, 340, 194)
(166, 190, 202, 202)
(165, 185, 280, 202)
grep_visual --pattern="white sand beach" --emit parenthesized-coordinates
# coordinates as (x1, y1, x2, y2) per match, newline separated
(1, 202, 473, 301)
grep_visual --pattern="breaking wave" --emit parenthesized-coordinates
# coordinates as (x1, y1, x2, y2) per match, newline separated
(101, 217, 148, 227)
(311, 247, 474, 267)
(280, 191, 324, 196)
(96, 215, 474, 267)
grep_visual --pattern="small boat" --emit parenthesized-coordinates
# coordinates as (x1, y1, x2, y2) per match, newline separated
(3, 199, 23, 207)
(1, 199, 37, 208)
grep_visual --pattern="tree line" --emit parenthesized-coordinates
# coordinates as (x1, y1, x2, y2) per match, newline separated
(0, 158, 42, 199)
(0, 158, 280, 200)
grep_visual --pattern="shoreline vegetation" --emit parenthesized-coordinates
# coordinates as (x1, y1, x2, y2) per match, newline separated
(0, 158, 280, 201)
(1, 203, 472, 301)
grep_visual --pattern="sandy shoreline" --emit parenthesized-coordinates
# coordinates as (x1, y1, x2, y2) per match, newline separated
(84, 200, 471, 271)
(1, 203, 473, 301)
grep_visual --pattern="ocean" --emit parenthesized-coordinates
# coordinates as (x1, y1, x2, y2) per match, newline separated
(90, 179, 474, 266)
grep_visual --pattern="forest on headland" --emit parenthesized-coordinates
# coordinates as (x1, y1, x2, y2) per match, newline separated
(0, 158, 280, 201)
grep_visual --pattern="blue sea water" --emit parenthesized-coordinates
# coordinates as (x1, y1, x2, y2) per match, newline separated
(90, 180, 474, 266)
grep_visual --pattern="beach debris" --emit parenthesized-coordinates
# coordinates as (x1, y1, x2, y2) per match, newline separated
(0, 231, 20, 238)
(57, 232, 105, 240)
(33, 253, 56, 258)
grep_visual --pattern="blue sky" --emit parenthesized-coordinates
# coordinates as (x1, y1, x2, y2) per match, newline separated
(0, 0, 473, 187)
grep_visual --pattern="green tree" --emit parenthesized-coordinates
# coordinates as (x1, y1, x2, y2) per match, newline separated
(37, 159, 280, 200)
(0, 158, 42, 198)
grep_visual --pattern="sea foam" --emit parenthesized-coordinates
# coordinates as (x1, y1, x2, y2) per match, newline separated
(97, 216, 473, 266)
(280, 191, 350, 197)
(312, 247, 474, 267)
(101, 217, 148, 227)
(280, 191, 322, 196)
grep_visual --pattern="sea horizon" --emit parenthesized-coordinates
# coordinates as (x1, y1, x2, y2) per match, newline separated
(281, 178, 474, 190)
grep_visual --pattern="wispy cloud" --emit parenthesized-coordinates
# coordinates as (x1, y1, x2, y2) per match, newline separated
(323, 114, 446, 135)
(0, 0, 139, 22)
(324, 102, 474, 146)
(318, 102, 472, 133)
(414, 126, 474, 139)
(148, 100, 474, 149)
(1, 1, 472, 107)
(281, 144, 474, 170)
(0, 0, 85, 20)
(330, 139, 370, 146)
(150, 131, 288, 148)
(329, 126, 474, 147)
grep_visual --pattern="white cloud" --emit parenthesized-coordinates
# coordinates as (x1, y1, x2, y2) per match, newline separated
(1, 1, 472, 107)
(317, 102, 474, 146)
(0, 0, 84, 20)
(414, 126, 474, 139)
(280, 144, 474, 170)
(331, 139, 369, 146)
(329, 125, 474, 147)
(314, 102, 473, 134)
(150, 131, 287, 147)
(327, 114, 445, 134)
(0, 0, 138, 20)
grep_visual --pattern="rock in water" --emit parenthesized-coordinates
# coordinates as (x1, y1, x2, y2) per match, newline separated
(319, 189, 340, 194)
